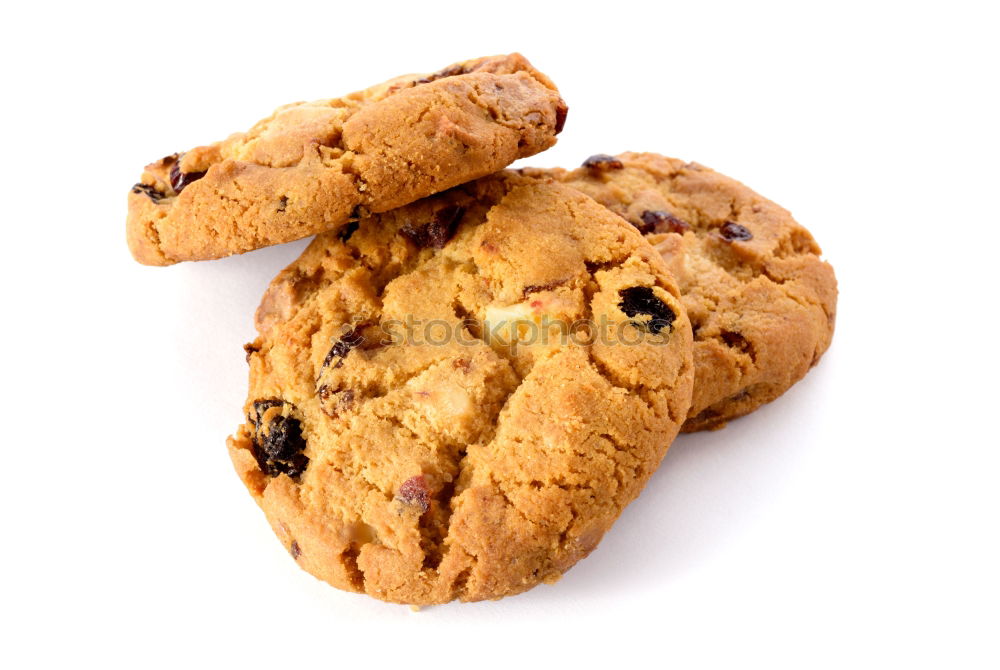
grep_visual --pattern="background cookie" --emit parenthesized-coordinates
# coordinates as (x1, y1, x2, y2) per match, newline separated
(524, 153, 836, 431)
(228, 173, 693, 605)
(127, 53, 567, 266)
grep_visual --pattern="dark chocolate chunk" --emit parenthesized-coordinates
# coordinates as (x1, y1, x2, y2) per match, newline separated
(719, 221, 753, 241)
(618, 286, 676, 334)
(582, 154, 624, 170)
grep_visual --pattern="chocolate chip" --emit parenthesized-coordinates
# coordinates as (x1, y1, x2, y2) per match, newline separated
(582, 154, 624, 170)
(397, 476, 430, 513)
(249, 400, 309, 478)
(555, 103, 568, 134)
(719, 221, 753, 241)
(243, 342, 260, 362)
(400, 205, 465, 249)
(290, 541, 301, 560)
(168, 152, 207, 194)
(277, 196, 288, 212)
(131, 183, 165, 203)
(322, 327, 365, 371)
(638, 210, 691, 235)
(618, 286, 676, 334)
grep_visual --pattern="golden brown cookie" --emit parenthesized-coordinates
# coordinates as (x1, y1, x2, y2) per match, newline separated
(227, 173, 693, 604)
(127, 54, 567, 266)
(523, 153, 836, 431)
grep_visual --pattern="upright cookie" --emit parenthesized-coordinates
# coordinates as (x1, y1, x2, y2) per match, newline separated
(227, 173, 693, 605)
(524, 153, 836, 431)
(127, 53, 567, 265)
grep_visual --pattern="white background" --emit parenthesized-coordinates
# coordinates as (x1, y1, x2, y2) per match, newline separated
(3, 1, 998, 667)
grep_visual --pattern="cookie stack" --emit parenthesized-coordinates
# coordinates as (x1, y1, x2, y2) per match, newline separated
(128, 54, 837, 606)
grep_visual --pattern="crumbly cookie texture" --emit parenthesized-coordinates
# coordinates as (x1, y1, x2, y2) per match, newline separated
(127, 53, 567, 266)
(227, 173, 693, 605)
(523, 153, 837, 431)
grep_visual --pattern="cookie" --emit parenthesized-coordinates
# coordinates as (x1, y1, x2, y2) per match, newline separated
(523, 153, 836, 431)
(227, 172, 693, 605)
(127, 53, 567, 266)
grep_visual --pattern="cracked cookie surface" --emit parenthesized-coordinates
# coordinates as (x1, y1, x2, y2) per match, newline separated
(127, 53, 567, 265)
(523, 153, 837, 431)
(227, 172, 693, 605)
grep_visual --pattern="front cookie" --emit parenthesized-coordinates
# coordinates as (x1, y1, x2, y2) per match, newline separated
(127, 53, 567, 265)
(524, 153, 837, 431)
(228, 173, 693, 605)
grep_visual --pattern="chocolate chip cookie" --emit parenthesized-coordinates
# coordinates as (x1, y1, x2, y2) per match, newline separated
(227, 173, 694, 604)
(127, 53, 567, 266)
(524, 153, 836, 431)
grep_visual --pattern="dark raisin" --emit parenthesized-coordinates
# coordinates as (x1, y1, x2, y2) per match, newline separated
(428, 206, 465, 248)
(720, 330, 754, 358)
(719, 221, 753, 241)
(523, 279, 567, 298)
(399, 223, 424, 246)
(321, 327, 365, 371)
(290, 541, 301, 560)
(168, 153, 207, 194)
(338, 220, 360, 243)
(249, 400, 309, 478)
(582, 154, 624, 170)
(554, 103, 568, 134)
(318, 386, 355, 417)
(639, 210, 691, 235)
(400, 205, 465, 249)
(618, 286, 676, 334)
(397, 476, 430, 513)
(251, 399, 285, 425)
(415, 64, 467, 85)
(277, 196, 288, 212)
(243, 342, 260, 362)
(131, 182, 165, 203)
